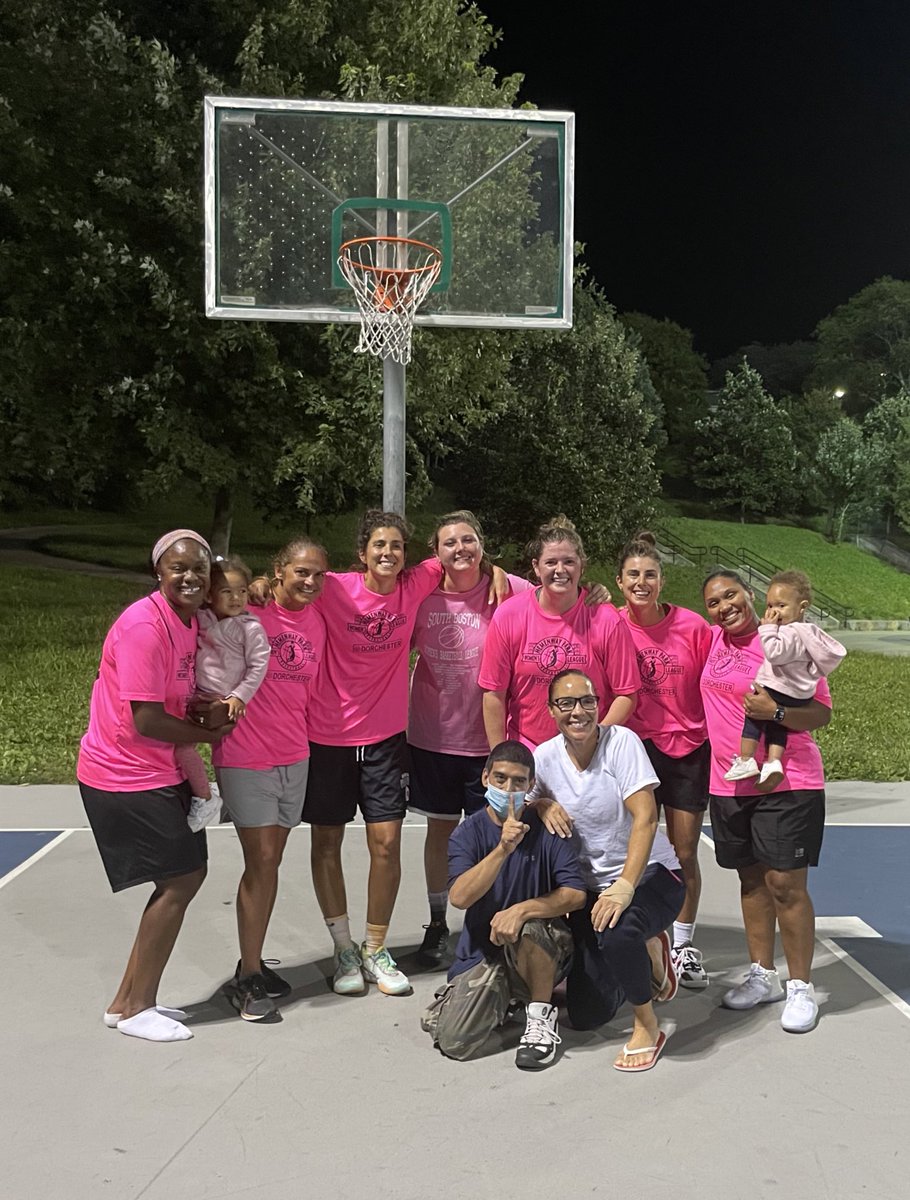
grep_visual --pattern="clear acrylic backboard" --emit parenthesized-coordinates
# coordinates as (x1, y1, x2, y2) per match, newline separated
(204, 97, 574, 330)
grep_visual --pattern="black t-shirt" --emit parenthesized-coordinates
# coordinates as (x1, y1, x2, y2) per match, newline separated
(447, 807, 586, 980)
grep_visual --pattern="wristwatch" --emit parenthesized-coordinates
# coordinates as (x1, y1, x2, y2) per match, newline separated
(772, 705, 786, 723)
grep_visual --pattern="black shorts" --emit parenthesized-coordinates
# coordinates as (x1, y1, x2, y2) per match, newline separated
(407, 745, 487, 820)
(709, 789, 825, 872)
(79, 780, 208, 893)
(302, 733, 408, 825)
(642, 739, 710, 813)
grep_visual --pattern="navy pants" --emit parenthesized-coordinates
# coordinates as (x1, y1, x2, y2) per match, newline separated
(566, 865, 686, 1029)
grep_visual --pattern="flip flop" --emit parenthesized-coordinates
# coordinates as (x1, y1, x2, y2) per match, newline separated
(650, 930, 679, 1003)
(613, 1029, 668, 1073)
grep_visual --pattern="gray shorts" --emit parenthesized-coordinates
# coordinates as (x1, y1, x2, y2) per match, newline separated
(214, 760, 310, 828)
(421, 918, 573, 1062)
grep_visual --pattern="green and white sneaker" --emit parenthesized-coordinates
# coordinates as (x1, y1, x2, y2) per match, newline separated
(361, 944, 412, 996)
(333, 945, 366, 995)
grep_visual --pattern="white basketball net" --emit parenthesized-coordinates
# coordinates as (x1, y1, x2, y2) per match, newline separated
(337, 236, 442, 366)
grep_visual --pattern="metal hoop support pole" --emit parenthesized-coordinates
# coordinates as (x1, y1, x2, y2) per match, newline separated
(383, 357, 406, 515)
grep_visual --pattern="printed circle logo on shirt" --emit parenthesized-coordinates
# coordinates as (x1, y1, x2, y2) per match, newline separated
(522, 635, 587, 677)
(710, 647, 745, 678)
(438, 623, 466, 650)
(637, 647, 674, 685)
(270, 632, 314, 672)
(347, 609, 407, 643)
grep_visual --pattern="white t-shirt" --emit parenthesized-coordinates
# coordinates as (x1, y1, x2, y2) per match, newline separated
(530, 726, 680, 889)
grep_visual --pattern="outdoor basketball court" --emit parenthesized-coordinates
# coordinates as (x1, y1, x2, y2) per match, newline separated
(2, 781, 908, 1200)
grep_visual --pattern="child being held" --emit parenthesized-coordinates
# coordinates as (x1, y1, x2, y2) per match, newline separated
(180, 555, 271, 830)
(724, 569, 846, 791)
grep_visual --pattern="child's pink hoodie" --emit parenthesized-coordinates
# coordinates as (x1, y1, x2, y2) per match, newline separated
(755, 622, 847, 698)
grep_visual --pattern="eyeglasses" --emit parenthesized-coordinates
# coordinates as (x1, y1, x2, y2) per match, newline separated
(551, 695, 599, 713)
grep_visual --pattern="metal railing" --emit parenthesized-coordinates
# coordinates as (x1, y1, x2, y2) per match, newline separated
(702, 544, 853, 627)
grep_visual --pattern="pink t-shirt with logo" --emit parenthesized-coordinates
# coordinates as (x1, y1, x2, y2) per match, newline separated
(213, 602, 326, 771)
(478, 589, 639, 750)
(700, 623, 831, 796)
(308, 558, 442, 747)
(409, 574, 533, 756)
(619, 604, 712, 758)
(77, 592, 198, 792)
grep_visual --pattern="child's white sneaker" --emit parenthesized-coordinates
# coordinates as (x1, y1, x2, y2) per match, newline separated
(757, 760, 785, 791)
(724, 756, 760, 781)
(188, 782, 222, 833)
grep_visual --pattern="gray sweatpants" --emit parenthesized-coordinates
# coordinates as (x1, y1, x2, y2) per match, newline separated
(421, 918, 573, 1062)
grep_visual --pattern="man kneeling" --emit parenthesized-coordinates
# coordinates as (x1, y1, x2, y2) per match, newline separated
(421, 741, 586, 1069)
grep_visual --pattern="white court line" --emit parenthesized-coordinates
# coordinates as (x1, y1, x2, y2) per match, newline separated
(0, 830, 74, 891)
(699, 830, 910, 1023)
(817, 936, 910, 1022)
(0, 823, 432, 833)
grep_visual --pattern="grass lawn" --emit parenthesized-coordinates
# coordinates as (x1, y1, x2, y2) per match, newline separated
(1, 562, 906, 785)
(663, 515, 910, 620)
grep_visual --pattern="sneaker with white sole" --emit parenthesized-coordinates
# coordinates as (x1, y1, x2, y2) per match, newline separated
(757, 760, 785, 789)
(672, 943, 709, 990)
(722, 962, 785, 1009)
(724, 756, 760, 782)
(187, 784, 223, 833)
(333, 945, 366, 995)
(515, 1002, 561, 1070)
(781, 979, 819, 1032)
(360, 944, 411, 996)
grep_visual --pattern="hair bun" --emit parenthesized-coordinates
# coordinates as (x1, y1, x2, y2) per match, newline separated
(633, 530, 657, 548)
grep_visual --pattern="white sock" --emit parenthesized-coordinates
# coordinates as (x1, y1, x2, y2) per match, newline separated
(117, 1008, 193, 1042)
(104, 1006, 187, 1028)
(325, 914, 355, 951)
(673, 921, 695, 949)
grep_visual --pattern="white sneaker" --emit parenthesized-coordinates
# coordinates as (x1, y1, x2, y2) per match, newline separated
(361, 944, 411, 996)
(722, 962, 785, 1009)
(332, 945, 366, 996)
(671, 943, 709, 990)
(757, 760, 785, 789)
(515, 1002, 561, 1070)
(781, 979, 819, 1032)
(724, 756, 760, 782)
(187, 783, 222, 833)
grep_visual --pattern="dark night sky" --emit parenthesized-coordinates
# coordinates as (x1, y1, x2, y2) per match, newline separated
(476, 0, 910, 358)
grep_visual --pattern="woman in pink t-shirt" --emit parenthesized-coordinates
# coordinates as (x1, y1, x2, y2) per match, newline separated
(407, 510, 533, 968)
(616, 531, 712, 989)
(302, 510, 449, 1000)
(78, 529, 232, 1044)
(213, 535, 328, 1022)
(699, 570, 832, 1035)
(479, 515, 639, 751)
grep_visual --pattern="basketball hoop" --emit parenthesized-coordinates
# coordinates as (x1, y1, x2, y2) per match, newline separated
(337, 235, 442, 366)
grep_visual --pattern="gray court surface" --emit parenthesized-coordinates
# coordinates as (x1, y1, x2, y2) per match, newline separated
(2, 782, 909, 1200)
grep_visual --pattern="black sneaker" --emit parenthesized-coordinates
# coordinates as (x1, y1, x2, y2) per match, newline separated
(416, 921, 450, 967)
(235, 958, 291, 998)
(231, 973, 276, 1021)
(515, 1002, 561, 1070)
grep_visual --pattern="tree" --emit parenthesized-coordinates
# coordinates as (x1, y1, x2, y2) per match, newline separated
(0, 0, 528, 546)
(712, 341, 814, 399)
(782, 387, 845, 515)
(450, 278, 660, 565)
(862, 389, 910, 535)
(813, 417, 885, 543)
(619, 313, 707, 491)
(810, 276, 910, 416)
(693, 361, 797, 521)
(892, 412, 910, 535)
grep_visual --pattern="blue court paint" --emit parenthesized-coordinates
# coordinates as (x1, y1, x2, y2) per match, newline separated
(704, 823, 910, 1004)
(0, 831, 63, 882)
(811, 826, 910, 1003)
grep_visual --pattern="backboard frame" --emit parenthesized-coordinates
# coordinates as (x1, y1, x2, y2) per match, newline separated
(203, 95, 575, 330)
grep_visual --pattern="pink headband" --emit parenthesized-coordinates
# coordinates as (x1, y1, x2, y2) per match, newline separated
(151, 529, 212, 567)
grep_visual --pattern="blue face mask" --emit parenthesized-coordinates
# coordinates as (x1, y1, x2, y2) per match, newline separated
(485, 785, 527, 819)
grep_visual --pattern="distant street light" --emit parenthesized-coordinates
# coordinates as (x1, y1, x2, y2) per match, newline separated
(833, 387, 847, 398)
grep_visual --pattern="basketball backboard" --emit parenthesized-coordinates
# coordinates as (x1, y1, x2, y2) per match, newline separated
(204, 97, 574, 330)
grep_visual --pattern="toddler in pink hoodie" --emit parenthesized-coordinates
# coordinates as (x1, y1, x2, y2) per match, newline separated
(725, 569, 846, 790)
(180, 555, 270, 829)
